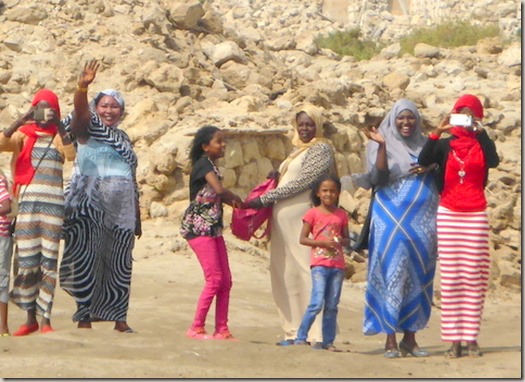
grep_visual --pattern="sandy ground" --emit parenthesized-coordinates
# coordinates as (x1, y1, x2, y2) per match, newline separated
(0, 218, 522, 379)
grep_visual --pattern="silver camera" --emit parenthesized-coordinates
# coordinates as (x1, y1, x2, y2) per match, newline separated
(449, 113, 472, 127)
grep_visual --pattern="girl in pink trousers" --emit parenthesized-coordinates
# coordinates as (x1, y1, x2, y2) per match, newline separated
(180, 125, 242, 340)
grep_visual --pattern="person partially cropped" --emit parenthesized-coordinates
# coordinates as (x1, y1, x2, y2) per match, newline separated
(0, 89, 75, 336)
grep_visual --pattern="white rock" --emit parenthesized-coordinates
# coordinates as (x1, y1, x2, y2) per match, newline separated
(149, 202, 169, 218)
(212, 41, 247, 67)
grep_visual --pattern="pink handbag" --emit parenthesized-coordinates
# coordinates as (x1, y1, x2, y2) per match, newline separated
(231, 178, 278, 241)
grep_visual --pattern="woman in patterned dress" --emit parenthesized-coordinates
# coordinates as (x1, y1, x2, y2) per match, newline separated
(246, 104, 337, 346)
(358, 99, 439, 358)
(0, 89, 75, 335)
(59, 60, 140, 333)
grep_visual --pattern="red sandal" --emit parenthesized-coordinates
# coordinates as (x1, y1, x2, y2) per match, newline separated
(13, 323, 39, 336)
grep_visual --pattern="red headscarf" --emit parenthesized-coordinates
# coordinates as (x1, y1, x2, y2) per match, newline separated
(452, 94, 484, 119)
(14, 89, 60, 194)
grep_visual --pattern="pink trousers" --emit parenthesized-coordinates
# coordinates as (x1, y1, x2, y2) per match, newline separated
(188, 235, 232, 334)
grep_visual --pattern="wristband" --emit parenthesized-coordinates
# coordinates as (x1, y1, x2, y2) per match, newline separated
(428, 132, 440, 140)
(76, 85, 88, 93)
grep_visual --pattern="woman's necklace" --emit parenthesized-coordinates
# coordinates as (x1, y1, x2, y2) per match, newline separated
(451, 149, 468, 184)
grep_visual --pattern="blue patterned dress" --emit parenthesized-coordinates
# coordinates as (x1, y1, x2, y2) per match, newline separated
(363, 171, 438, 335)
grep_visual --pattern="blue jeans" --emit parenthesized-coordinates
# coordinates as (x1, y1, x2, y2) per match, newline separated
(296, 266, 344, 347)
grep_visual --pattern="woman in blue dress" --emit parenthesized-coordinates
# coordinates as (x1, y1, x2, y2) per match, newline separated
(357, 99, 439, 358)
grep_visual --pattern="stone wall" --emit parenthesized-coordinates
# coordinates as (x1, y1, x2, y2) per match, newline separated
(322, 0, 521, 40)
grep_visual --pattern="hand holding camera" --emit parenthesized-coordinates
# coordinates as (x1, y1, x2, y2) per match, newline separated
(33, 107, 55, 123)
(449, 113, 482, 132)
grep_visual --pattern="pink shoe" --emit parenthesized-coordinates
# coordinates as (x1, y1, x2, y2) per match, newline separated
(186, 327, 211, 340)
(212, 331, 239, 341)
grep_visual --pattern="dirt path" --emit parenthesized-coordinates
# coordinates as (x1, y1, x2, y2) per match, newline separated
(1, 218, 521, 378)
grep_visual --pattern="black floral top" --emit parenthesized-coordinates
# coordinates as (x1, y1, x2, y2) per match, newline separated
(180, 156, 223, 240)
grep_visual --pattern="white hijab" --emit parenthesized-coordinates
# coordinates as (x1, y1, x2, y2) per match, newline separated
(353, 99, 427, 189)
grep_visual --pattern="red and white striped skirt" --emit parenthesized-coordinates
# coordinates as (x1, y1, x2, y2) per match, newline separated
(437, 205, 490, 342)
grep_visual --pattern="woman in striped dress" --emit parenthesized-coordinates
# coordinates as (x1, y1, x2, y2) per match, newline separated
(0, 89, 75, 335)
(419, 94, 499, 358)
(59, 60, 140, 333)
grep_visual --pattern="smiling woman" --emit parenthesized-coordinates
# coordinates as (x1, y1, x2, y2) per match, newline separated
(245, 104, 338, 346)
(357, 99, 439, 358)
(59, 60, 141, 334)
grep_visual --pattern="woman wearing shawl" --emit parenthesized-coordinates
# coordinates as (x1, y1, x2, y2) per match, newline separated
(59, 60, 140, 333)
(246, 104, 337, 346)
(0, 89, 75, 335)
(357, 99, 439, 358)
(419, 94, 499, 358)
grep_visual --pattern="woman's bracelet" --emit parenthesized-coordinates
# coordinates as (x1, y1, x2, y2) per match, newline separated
(76, 85, 88, 93)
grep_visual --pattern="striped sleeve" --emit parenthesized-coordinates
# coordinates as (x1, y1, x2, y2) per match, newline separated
(260, 143, 334, 205)
(0, 176, 10, 203)
(88, 111, 138, 171)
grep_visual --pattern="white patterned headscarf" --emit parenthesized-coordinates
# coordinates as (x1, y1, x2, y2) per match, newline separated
(90, 89, 126, 120)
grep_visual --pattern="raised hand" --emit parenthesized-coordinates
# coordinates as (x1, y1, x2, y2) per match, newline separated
(20, 107, 37, 124)
(436, 114, 453, 134)
(78, 60, 100, 88)
(363, 126, 385, 145)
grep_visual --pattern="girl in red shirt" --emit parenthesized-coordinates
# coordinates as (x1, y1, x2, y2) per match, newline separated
(294, 175, 350, 352)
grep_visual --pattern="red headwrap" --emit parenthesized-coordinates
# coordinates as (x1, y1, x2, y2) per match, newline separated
(449, 93, 484, 172)
(14, 89, 60, 194)
(452, 94, 484, 119)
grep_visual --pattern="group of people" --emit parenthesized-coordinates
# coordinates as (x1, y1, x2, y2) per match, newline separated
(0, 60, 140, 337)
(181, 95, 498, 358)
(0, 60, 499, 359)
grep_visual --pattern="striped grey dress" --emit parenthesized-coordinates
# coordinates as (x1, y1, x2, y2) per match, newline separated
(60, 111, 139, 323)
(9, 134, 68, 319)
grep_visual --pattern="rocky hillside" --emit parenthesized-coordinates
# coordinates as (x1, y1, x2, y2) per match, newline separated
(0, 0, 520, 292)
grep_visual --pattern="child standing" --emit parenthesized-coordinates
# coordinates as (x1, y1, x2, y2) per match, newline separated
(294, 175, 349, 352)
(0, 169, 13, 336)
(180, 125, 243, 340)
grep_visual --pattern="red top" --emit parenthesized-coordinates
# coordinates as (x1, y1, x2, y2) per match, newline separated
(440, 127, 488, 212)
(302, 207, 348, 270)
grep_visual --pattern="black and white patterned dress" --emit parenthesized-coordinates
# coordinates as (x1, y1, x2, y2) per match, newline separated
(59, 111, 139, 323)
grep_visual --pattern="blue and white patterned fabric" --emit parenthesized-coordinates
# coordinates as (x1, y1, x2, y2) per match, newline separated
(363, 171, 438, 335)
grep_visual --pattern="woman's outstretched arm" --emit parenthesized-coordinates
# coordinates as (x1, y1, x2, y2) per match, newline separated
(70, 60, 100, 143)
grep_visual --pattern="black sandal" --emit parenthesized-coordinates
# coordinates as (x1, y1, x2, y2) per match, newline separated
(467, 343, 483, 357)
(444, 343, 462, 359)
